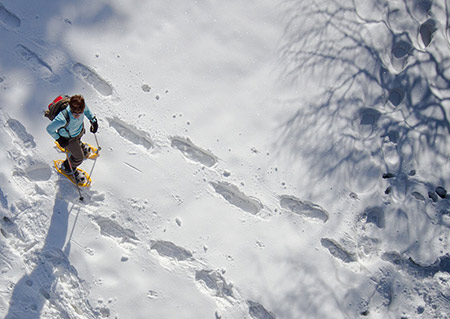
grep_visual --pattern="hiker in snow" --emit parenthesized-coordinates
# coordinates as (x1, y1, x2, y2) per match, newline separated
(46, 95, 98, 181)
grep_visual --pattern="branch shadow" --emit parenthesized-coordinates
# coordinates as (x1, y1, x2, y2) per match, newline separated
(272, 0, 450, 317)
(270, 258, 346, 319)
(276, 0, 450, 195)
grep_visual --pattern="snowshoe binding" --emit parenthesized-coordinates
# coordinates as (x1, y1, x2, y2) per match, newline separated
(54, 141, 99, 159)
(81, 142, 92, 159)
(54, 160, 91, 187)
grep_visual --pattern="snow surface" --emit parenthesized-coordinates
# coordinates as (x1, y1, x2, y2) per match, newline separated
(0, 0, 449, 318)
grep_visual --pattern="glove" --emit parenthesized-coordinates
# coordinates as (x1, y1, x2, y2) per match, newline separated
(57, 136, 69, 148)
(90, 117, 98, 133)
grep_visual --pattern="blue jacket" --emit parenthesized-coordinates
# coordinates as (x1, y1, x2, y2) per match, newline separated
(46, 105, 95, 139)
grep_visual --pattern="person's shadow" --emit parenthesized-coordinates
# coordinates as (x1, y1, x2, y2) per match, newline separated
(5, 184, 81, 319)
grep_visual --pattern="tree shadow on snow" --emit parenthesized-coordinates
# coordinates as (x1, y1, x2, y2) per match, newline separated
(273, 0, 450, 317)
(276, 0, 450, 196)
(273, 1, 450, 317)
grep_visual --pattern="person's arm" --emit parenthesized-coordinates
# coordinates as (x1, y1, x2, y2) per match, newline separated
(84, 105, 95, 121)
(84, 105, 98, 133)
(46, 116, 67, 140)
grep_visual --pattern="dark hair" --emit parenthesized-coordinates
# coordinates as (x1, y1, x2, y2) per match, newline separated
(70, 95, 85, 113)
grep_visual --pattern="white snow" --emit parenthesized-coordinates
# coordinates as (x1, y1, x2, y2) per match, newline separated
(0, 0, 449, 318)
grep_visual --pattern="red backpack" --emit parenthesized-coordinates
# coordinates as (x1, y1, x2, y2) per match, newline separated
(44, 95, 70, 121)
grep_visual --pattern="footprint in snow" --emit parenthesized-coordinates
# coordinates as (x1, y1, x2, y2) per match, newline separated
(0, 3, 20, 28)
(150, 240, 193, 261)
(280, 195, 328, 223)
(171, 136, 218, 167)
(407, 0, 432, 22)
(72, 62, 113, 96)
(107, 117, 154, 150)
(210, 181, 263, 215)
(6, 118, 35, 148)
(361, 206, 385, 229)
(359, 108, 381, 126)
(418, 19, 437, 49)
(387, 87, 405, 107)
(321, 238, 357, 263)
(23, 161, 52, 182)
(93, 216, 138, 243)
(14, 45, 57, 82)
(11, 154, 51, 182)
(0, 185, 8, 209)
(390, 39, 412, 73)
(411, 191, 426, 202)
(366, 270, 394, 313)
(1, 216, 23, 240)
(247, 300, 276, 319)
(351, 107, 381, 138)
(382, 251, 450, 277)
(195, 269, 234, 298)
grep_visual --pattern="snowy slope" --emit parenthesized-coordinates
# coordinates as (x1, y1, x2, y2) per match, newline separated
(0, 0, 449, 318)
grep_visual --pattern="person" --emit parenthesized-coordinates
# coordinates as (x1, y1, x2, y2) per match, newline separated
(46, 94, 98, 182)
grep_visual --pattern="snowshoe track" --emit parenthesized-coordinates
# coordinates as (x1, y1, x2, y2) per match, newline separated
(93, 216, 139, 243)
(14, 45, 57, 82)
(0, 3, 20, 28)
(107, 117, 154, 150)
(280, 195, 328, 222)
(320, 238, 357, 263)
(73, 63, 113, 96)
(210, 181, 263, 215)
(171, 136, 218, 167)
(150, 240, 193, 261)
(6, 118, 36, 148)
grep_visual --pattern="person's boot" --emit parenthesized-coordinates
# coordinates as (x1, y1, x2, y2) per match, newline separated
(61, 160, 72, 175)
(81, 142, 92, 158)
(72, 170, 85, 183)
(61, 160, 85, 183)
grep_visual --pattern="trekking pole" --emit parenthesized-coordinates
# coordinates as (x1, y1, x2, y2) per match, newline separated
(94, 133, 101, 153)
(88, 133, 101, 179)
(66, 151, 84, 201)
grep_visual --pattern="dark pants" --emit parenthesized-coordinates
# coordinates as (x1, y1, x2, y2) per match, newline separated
(65, 129, 85, 169)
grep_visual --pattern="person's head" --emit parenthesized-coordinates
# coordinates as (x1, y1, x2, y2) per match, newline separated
(70, 95, 85, 117)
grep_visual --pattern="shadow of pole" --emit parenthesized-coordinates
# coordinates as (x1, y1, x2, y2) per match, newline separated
(4, 183, 79, 319)
(0, 2, 124, 318)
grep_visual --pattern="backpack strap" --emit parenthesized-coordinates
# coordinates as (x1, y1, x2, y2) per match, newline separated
(56, 109, 72, 139)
